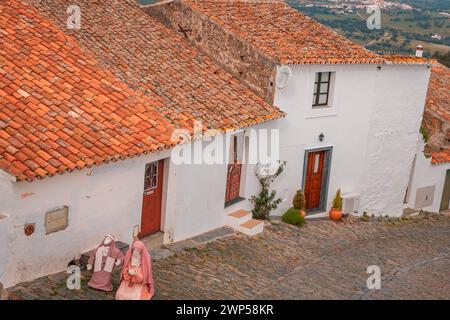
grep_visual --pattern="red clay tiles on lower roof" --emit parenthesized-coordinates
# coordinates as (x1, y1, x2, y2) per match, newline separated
(425, 63, 450, 122)
(431, 149, 450, 166)
(0, 0, 177, 181)
(424, 63, 450, 164)
(184, 0, 385, 65)
(383, 55, 431, 65)
(26, 0, 284, 132)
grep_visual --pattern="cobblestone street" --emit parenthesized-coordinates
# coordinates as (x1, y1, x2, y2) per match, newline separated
(9, 214, 450, 300)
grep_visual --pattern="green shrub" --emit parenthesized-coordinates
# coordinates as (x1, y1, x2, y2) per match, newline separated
(420, 126, 429, 143)
(251, 187, 283, 220)
(250, 161, 286, 220)
(282, 208, 306, 227)
(332, 188, 342, 210)
(292, 189, 306, 211)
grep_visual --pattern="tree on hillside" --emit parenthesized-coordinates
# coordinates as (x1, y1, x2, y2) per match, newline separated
(433, 51, 450, 67)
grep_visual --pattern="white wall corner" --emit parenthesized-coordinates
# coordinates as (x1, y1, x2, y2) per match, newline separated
(0, 169, 17, 183)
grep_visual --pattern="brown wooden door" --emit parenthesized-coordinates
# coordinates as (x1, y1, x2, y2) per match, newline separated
(225, 163, 242, 203)
(225, 135, 242, 204)
(140, 160, 164, 238)
(304, 151, 325, 210)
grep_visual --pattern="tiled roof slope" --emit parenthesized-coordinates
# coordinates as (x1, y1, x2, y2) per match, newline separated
(425, 64, 450, 123)
(423, 63, 450, 166)
(431, 149, 450, 166)
(184, 0, 385, 65)
(27, 0, 284, 132)
(384, 55, 431, 65)
(0, 0, 176, 181)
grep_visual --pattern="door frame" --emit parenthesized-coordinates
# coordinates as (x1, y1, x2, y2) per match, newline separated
(302, 146, 333, 214)
(224, 133, 246, 207)
(139, 159, 166, 238)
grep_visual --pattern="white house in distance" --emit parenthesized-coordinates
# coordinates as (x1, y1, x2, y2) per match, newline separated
(0, 0, 436, 287)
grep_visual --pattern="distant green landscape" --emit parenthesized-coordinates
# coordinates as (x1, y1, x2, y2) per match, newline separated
(287, 0, 450, 66)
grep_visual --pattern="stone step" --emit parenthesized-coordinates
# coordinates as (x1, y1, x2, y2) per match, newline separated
(225, 209, 252, 228)
(237, 219, 264, 236)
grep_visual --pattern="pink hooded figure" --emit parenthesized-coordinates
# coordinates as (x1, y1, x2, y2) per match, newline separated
(116, 240, 155, 300)
(87, 234, 124, 292)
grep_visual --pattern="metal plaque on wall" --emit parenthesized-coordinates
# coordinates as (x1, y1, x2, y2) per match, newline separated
(45, 206, 69, 234)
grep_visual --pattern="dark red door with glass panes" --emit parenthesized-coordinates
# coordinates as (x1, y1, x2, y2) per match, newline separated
(225, 163, 242, 203)
(225, 136, 242, 204)
(140, 160, 164, 238)
(304, 151, 325, 210)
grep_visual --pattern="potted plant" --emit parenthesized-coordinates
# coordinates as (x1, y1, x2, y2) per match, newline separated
(292, 189, 306, 218)
(329, 188, 343, 221)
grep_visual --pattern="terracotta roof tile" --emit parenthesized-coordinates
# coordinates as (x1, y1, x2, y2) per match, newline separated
(422, 63, 450, 161)
(431, 149, 450, 166)
(384, 55, 431, 65)
(425, 63, 450, 122)
(183, 0, 384, 65)
(0, 0, 177, 181)
(26, 0, 284, 132)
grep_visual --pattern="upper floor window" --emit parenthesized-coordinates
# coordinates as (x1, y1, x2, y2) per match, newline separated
(313, 72, 332, 108)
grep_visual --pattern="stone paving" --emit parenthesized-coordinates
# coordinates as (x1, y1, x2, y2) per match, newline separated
(8, 214, 450, 300)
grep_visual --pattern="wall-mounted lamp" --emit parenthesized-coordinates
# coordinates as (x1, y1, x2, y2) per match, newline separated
(319, 133, 325, 142)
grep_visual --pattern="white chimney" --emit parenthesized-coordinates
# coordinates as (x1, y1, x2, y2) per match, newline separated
(415, 45, 424, 58)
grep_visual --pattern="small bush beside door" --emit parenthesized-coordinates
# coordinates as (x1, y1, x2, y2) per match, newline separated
(292, 189, 306, 218)
(281, 189, 307, 227)
(282, 208, 306, 227)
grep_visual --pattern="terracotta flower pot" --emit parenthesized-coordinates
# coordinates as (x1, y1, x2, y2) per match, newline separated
(299, 210, 306, 218)
(329, 208, 342, 221)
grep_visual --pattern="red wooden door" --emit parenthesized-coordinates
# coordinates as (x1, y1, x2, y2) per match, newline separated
(225, 135, 242, 204)
(304, 151, 325, 210)
(140, 160, 164, 238)
(225, 163, 242, 203)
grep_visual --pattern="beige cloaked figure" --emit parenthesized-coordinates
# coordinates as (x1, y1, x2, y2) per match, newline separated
(116, 241, 154, 300)
(87, 234, 124, 292)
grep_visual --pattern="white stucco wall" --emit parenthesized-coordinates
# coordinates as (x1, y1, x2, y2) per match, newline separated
(0, 171, 14, 288)
(0, 150, 165, 287)
(165, 139, 229, 242)
(360, 64, 431, 216)
(407, 139, 450, 213)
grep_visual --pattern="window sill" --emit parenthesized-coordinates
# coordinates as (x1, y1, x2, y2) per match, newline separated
(305, 107, 337, 119)
(312, 105, 332, 108)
